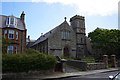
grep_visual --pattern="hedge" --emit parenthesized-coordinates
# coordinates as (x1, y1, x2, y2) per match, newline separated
(26, 48, 40, 54)
(2, 52, 57, 73)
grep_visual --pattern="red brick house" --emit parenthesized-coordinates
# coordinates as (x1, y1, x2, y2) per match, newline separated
(0, 11, 27, 54)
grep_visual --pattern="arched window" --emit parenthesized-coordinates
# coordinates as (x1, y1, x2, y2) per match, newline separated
(61, 30, 70, 40)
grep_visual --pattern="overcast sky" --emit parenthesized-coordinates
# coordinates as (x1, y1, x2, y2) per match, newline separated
(1, 0, 119, 40)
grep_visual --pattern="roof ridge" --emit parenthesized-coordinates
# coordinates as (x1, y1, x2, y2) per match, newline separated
(32, 20, 70, 47)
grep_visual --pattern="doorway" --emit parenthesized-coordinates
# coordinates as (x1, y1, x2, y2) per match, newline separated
(64, 47, 69, 57)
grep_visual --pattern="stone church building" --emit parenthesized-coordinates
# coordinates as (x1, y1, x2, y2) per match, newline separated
(31, 15, 91, 58)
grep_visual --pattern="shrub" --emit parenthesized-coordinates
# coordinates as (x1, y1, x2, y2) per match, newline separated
(80, 57, 95, 63)
(26, 48, 40, 54)
(61, 57, 75, 60)
(2, 52, 57, 73)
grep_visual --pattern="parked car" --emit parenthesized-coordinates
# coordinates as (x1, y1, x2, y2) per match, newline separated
(109, 72, 120, 80)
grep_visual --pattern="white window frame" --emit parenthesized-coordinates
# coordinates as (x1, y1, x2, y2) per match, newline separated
(14, 18, 17, 27)
(7, 46, 14, 54)
(16, 31, 18, 40)
(4, 30, 7, 38)
(8, 30, 14, 39)
(10, 17, 14, 25)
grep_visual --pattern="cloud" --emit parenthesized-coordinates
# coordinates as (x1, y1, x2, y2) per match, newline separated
(32, 0, 120, 16)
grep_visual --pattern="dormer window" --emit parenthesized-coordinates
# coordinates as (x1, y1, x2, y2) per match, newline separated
(10, 17, 14, 24)
(7, 17, 9, 25)
(6, 16, 17, 26)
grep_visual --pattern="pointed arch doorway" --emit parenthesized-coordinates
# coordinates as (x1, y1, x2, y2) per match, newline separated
(64, 47, 69, 57)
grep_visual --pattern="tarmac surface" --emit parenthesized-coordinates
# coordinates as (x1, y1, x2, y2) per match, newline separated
(40, 68, 119, 80)
(2, 66, 120, 80)
(59, 70, 120, 80)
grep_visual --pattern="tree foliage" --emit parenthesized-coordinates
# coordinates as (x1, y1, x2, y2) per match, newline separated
(88, 29, 120, 57)
(2, 36, 10, 54)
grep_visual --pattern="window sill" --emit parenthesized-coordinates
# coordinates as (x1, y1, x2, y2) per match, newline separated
(8, 38, 14, 39)
(62, 39, 71, 41)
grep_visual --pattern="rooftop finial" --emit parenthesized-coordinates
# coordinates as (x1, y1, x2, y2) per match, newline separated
(64, 17, 67, 21)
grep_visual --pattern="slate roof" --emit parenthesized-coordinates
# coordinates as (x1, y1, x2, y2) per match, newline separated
(32, 26, 58, 46)
(0, 15, 26, 30)
(32, 21, 69, 47)
(96, 27, 106, 30)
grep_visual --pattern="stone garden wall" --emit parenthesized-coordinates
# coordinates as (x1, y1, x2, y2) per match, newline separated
(87, 63, 106, 70)
(66, 60, 87, 71)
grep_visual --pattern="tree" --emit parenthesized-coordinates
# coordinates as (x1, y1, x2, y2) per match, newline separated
(2, 36, 10, 54)
(88, 28, 120, 57)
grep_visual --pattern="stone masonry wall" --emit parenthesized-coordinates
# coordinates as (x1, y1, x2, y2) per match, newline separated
(48, 22, 76, 58)
(87, 63, 106, 70)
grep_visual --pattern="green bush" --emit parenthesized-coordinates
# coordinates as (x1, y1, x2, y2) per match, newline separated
(80, 57, 95, 63)
(61, 57, 75, 60)
(26, 48, 40, 54)
(2, 52, 57, 73)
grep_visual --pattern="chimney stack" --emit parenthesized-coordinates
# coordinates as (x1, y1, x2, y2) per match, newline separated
(41, 33, 43, 36)
(20, 11, 25, 22)
(28, 35, 30, 40)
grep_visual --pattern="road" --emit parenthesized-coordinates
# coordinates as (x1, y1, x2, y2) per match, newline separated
(57, 70, 120, 80)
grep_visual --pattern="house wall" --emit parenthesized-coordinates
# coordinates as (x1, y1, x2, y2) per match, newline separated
(2, 28, 26, 53)
(19, 29, 26, 53)
(1, 12, 27, 54)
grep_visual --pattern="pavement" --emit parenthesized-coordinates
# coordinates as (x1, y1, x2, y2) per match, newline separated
(40, 68, 119, 80)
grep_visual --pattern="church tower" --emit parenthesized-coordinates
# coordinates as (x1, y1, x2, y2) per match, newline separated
(70, 15, 87, 58)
